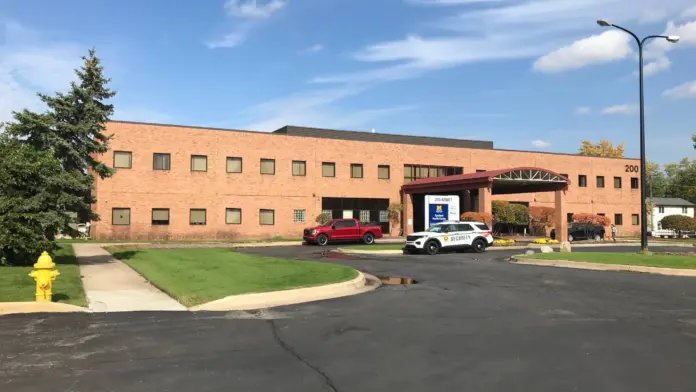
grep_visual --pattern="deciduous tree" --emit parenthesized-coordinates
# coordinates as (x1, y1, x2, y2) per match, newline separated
(660, 215, 696, 237)
(578, 139, 625, 157)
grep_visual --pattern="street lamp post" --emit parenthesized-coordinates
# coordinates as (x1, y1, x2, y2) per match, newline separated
(597, 19, 679, 252)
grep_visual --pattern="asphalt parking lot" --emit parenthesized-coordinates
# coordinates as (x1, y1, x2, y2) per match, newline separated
(3, 244, 696, 391)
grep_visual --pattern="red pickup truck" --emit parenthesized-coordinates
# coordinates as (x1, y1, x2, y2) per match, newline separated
(303, 219, 384, 246)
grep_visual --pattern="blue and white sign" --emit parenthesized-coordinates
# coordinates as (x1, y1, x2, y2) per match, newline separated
(425, 195, 460, 229)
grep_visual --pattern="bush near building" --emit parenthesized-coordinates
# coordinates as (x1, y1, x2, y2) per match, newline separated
(492, 201, 529, 235)
(660, 215, 696, 237)
(315, 213, 332, 225)
(529, 206, 555, 236)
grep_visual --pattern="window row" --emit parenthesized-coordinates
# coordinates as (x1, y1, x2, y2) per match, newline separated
(657, 207, 691, 214)
(403, 164, 463, 183)
(565, 212, 639, 226)
(112, 208, 308, 226)
(568, 174, 639, 190)
(114, 151, 391, 179)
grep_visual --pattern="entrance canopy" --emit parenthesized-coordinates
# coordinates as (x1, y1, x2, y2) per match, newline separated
(401, 167, 569, 195)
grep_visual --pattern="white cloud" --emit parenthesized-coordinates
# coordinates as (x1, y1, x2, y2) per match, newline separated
(646, 20, 696, 58)
(574, 107, 591, 115)
(601, 104, 636, 115)
(208, 1, 286, 49)
(0, 22, 84, 124)
(235, 86, 416, 131)
(408, 0, 503, 5)
(298, 44, 324, 54)
(662, 80, 696, 99)
(206, 33, 245, 49)
(641, 56, 671, 77)
(533, 30, 632, 72)
(225, 0, 285, 19)
(531, 140, 551, 148)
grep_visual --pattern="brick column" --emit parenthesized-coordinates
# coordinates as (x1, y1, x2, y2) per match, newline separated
(555, 190, 570, 252)
(403, 192, 413, 235)
(477, 187, 492, 215)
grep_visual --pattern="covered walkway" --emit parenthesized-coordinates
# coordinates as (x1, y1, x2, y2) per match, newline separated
(401, 167, 570, 240)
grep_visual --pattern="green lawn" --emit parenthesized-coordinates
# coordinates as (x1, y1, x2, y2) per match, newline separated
(342, 244, 404, 251)
(58, 236, 302, 244)
(0, 245, 87, 306)
(521, 252, 696, 270)
(108, 247, 359, 307)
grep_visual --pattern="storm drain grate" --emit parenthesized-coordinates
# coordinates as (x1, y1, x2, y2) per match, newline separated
(378, 276, 418, 285)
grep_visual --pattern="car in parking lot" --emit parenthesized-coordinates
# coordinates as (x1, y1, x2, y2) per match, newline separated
(303, 218, 383, 246)
(403, 221, 493, 255)
(550, 223, 605, 242)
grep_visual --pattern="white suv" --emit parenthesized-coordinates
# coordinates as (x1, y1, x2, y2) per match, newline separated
(403, 221, 494, 255)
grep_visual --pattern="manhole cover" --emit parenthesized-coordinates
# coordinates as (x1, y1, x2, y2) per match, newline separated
(378, 276, 418, 285)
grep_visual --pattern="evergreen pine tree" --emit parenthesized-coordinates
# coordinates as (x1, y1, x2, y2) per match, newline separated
(4, 49, 115, 232)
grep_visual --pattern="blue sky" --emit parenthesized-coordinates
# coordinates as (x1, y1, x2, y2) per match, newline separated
(1, 0, 695, 164)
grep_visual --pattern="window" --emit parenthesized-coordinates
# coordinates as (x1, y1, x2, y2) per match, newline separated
(614, 176, 622, 188)
(260, 209, 275, 225)
(455, 224, 474, 232)
(189, 209, 206, 225)
(598, 213, 605, 216)
(151, 209, 170, 225)
(683, 207, 689, 214)
(293, 209, 306, 223)
(476, 169, 486, 173)
(475, 223, 490, 231)
(226, 208, 241, 224)
(227, 157, 242, 173)
(335, 220, 357, 229)
(322, 162, 336, 177)
(578, 175, 587, 187)
(359, 210, 370, 222)
(191, 155, 207, 172)
(153, 153, 171, 171)
(631, 177, 639, 189)
(379, 210, 389, 222)
(615, 213, 623, 225)
(342, 210, 353, 219)
(567, 213, 574, 223)
(378, 165, 390, 180)
(113, 151, 132, 169)
(560, 173, 569, 180)
(112, 208, 130, 225)
(292, 161, 306, 176)
(632, 214, 639, 225)
(658, 206, 665, 213)
(351, 164, 363, 178)
(322, 210, 332, 218)
(260, 159, 275, 175)
(403, 164, 463, 183)
(596, 176, 605, 188)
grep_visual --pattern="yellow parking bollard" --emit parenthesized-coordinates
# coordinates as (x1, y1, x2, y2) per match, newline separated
(28, 252, 60, 302)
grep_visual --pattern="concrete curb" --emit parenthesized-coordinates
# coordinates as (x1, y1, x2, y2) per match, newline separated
(337, 248, 404, 255)
(190, 271, 379, 311)
(511, 256, 696, 277)
(0, 302, 89, 316)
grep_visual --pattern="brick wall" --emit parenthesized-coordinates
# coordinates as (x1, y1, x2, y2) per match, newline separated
(91, 122, 642, 239)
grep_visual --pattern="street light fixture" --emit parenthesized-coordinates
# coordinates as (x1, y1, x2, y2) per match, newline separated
(596, 19, 680, 252)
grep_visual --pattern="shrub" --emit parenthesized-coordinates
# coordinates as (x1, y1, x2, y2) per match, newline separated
(492, 201, 529, 234)
(460, 211, 493, 225)
(315, 213, 333, 225)
(492, 239, 515, 246)
(387, 203, 403, 234)
(660, 215, 696, 236)
(572, 213, 610, 227)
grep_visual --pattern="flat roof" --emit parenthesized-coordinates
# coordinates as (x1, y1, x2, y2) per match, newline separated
(110, 120, 637, 160)
(273, 125, 494, 150)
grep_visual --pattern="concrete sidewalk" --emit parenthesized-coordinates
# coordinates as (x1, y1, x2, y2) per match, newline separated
(73, 244, 186, 312)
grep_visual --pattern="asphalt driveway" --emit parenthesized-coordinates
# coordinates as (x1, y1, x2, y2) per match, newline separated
(2, 244, 696, 391)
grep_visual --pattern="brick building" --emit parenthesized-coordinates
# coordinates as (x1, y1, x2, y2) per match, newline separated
(91, 121, 642, 240)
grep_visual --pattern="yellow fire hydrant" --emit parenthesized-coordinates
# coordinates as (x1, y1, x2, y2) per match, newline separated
(28, 251, 60, 302)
